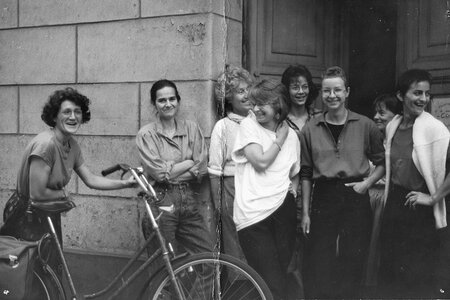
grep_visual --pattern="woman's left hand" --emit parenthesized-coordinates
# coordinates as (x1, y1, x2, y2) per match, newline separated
(345, 180, 369, 194)
(405, 191, 433, 208)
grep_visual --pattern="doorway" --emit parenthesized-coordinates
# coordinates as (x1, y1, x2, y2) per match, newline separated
(243, 0, 399, 118)
(346, 0, 398, 117)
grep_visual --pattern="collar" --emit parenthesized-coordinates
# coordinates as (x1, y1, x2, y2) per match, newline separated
(227, 112, 246, 124)
(315, 109, 360, 125)
(154, 118, 187, 137)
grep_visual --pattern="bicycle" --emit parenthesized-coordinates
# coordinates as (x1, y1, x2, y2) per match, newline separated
(28, 164, 273, 300)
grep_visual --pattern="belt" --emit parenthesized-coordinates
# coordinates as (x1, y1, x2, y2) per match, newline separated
(315, 177, 364, 185)
(154, 181, 193, 190)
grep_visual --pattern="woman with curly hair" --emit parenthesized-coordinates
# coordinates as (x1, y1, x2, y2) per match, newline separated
(208, 65, 253, 261)
(1, 87, 135, 272)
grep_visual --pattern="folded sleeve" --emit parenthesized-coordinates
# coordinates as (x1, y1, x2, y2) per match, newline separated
(136, 129, 174, 182)
(231, 117, 261, 164)
(208, 121, 225, 177)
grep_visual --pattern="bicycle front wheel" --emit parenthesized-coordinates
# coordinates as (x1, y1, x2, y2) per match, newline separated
(147, 253, 273, 300)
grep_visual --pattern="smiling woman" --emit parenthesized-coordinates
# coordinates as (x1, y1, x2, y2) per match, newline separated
(136, 79, 214, 261)
(378, 69, 450, 298)
(0, 87, 136, 278)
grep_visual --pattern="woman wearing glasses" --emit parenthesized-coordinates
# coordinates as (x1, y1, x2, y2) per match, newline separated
(300, 66, 385, 299)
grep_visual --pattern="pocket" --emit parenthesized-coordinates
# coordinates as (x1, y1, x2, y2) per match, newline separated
(154, 187, 173, 207)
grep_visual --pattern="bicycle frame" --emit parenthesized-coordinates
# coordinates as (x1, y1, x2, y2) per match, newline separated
(43, 166, 186, 300)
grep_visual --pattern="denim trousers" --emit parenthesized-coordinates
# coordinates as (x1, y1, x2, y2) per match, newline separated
(142, 182, 214, 257)
(303, 180, 372, 299)
(238, 193, 297, 300)
(216, 176, 247, 261)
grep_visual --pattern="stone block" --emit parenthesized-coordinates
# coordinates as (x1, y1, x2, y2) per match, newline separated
(20, 85, 69, 134)
(19, 0, 139, 26)
(0, 189, 15, 227)
(0, 0, 17, 29)
(78, 16, 212, 83)
(0, 27, 75, 84)
(140, 80, 216, 136)
(211, 14, 242, 75)
(63, 194, 143, 255)
(0, 86, 18, 133)
(0, 134, 77, 191)
(0, 135, 32, 189)
(75, 136, 140, 197)
(19, 84, 139, 135)
(142, 0, 242, 21)
(211, 0, 243, 21)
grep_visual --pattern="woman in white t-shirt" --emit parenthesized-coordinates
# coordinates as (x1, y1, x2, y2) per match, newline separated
(232, 79, 300, 300)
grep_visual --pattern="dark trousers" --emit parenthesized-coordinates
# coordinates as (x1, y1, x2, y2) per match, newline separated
(378, 184, 439, 298)
(238, 193, 297, 300)
(303, 180, 372, 299)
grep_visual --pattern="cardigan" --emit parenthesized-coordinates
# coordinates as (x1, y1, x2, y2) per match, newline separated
(384, 111, 450, 228)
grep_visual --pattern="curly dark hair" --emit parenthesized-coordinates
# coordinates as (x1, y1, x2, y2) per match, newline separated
(281, 64, 319, 112)
(41, 87, 91, 127)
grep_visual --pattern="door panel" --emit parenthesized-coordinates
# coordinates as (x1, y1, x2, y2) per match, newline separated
(397, 0, 450, 94)
(244, 0, 348, 83)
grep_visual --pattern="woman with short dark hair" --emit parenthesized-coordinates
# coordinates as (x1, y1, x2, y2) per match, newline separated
(232, 79, 300, 299)
(136, 79, 214, 256)
(378, 69, 450, 298)
(1, 87, 135, 273)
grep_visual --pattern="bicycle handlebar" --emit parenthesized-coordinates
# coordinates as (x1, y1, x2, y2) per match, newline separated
(101, 163, 131, 177)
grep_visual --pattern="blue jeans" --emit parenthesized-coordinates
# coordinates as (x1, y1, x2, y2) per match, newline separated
(142, 181, 214, 256)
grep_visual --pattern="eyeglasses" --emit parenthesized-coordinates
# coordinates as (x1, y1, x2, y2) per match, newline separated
(321, 87, 346, 96)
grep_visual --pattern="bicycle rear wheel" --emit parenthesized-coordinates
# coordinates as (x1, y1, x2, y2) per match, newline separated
(29, 262, 65, 300)
(146, 253, 273, 300)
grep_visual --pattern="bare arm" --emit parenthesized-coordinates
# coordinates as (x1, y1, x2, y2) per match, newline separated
(76, 164, 135, 190)
(346, 164, 386, 194)
(243, 122, 289, 172)
(29, 157, 66, 201)
(405, 172, 450, 207)
(301, 179, 312, 236)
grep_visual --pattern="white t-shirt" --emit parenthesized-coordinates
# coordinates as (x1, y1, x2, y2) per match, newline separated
(231, 115, 300, 231)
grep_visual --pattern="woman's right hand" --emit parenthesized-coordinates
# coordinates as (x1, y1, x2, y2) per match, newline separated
(301, 214, 310, 237)
(275, 121, 289, 145)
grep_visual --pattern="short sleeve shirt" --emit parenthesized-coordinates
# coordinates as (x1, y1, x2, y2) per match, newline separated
(16, 129, 84, 197)
(232, 115, 300, 230)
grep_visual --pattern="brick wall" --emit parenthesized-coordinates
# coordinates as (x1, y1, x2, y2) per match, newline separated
(0, 0, 243, 256)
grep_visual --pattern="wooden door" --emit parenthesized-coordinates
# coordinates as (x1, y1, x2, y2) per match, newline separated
(397, 0, 450, 95)
(243, 0, 349, 84)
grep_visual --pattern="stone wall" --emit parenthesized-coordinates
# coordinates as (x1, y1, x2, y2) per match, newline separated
(0, 0, 243, 256)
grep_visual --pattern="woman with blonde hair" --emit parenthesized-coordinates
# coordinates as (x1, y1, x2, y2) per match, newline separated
(208, 65, 253, 261)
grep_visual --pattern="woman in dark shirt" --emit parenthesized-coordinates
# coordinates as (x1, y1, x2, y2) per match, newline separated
(299, 66, 385, 299)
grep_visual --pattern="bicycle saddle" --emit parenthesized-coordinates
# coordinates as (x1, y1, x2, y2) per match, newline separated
(30, 199, 76, 214)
